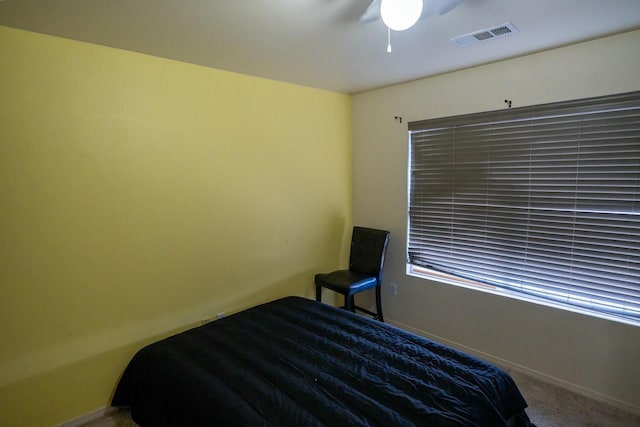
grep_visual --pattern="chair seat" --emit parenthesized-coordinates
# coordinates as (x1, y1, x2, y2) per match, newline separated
(314, 270, 377, 295)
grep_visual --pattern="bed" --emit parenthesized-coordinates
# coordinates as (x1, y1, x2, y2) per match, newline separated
(112, 296, 533, 426)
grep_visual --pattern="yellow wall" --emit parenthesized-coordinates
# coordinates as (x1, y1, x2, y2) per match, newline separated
(0, 26, 352, 426)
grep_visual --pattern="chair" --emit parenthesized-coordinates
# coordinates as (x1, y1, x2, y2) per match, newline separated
(315, 226, 390, 322)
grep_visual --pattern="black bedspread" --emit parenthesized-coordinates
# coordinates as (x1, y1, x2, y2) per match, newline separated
(113, 296, 531, 426)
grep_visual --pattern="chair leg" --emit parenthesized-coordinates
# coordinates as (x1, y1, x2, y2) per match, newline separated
(345, 294, 354, 312)
(375, 285, 384, 322)
(315, 284, 321, 302)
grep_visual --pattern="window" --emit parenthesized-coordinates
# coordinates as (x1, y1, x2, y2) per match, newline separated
(407, 91, 640, 325)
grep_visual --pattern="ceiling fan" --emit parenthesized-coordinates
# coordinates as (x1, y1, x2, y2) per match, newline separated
(359, 0, 465, 51)
(360, 0, 465, 25)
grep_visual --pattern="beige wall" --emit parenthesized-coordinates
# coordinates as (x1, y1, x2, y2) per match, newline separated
(352, 30, 640, 413)
(0, 26, 352, 426)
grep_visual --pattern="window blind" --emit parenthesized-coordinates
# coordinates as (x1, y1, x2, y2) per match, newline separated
(408, 92, 640, 323)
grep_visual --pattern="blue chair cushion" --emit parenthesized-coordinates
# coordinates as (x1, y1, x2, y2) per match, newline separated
(315, 270, 378, 295)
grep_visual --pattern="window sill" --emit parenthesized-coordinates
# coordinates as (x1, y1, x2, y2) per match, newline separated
(406, 264, 640, 328)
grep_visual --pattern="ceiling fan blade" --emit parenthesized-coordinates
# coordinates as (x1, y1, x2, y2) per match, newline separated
(422, 0, 464, 18)
(359, 0, 381, 24)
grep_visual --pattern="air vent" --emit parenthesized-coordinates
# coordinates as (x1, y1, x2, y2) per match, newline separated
(451, 22, 519, 47)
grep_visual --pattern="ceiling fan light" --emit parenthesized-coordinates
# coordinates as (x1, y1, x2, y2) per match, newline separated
(380, 0, 423, 31)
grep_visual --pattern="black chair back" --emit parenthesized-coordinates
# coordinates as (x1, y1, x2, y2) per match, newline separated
(349, 227, 390, 276)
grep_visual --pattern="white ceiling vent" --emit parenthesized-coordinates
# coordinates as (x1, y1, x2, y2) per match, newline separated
(451, 22, 519, 47)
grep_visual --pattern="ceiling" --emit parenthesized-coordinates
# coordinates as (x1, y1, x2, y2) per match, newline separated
(1, 0, 639, 94)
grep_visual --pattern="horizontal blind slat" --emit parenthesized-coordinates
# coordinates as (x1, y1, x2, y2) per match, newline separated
(408, 91, 640, 323)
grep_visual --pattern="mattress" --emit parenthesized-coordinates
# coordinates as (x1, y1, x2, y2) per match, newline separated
(112, 296, 532, 426)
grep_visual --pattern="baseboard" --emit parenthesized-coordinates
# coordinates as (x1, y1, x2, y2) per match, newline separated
(387, 318, 640, 416)
(57, 406, 119, 427)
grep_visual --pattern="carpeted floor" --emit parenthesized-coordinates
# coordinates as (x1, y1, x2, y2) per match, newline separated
(508, 370, 640, 427)
(87, 370, 640, 426)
